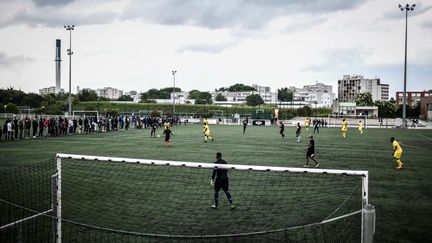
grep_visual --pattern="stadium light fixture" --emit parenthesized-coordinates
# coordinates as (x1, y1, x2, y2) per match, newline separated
(64, 25, 75, 116)
(398, 4, 415, 128)
(172, 70, 177, 116)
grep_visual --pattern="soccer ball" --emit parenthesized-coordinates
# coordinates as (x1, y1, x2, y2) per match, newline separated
(157, 135, 160, 138)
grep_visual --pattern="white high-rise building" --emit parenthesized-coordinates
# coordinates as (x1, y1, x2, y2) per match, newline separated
(252, 84, 277, 104)
(338, 75, 389, 102)
(39, 86, 64, 96)
(292, 82, 335, 108)
(97, 87, 123, 100)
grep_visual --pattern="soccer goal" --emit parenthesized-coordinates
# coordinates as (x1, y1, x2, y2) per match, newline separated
(328, 114, 368, 128)
(72, 110, 99, 119)
(21, 153, 376, 243)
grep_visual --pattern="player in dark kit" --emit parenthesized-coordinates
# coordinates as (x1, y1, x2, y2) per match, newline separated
(211, 152, 234, 209)
(242, 119, 247, 134)
(150, 120, 158, 138)
(279, 121, 285, 137)
(162, 127, 174, 147)
(296, 122, 301, 142)
(304, 134, 319, 167)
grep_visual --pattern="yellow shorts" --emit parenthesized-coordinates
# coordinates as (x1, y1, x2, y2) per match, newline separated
(394, 151, 402, 159)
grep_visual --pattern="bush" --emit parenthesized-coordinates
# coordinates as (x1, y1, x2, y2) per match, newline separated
(296, 107, 306, 117)
(0, 103, 4, 113)
(151, 110, 161, 118)
(5, 103, 19, 114)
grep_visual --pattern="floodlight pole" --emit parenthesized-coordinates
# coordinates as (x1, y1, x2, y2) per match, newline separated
(172, 70, 177, 116)
(64, 25, 75, 117)
(399, 4, 415, 128)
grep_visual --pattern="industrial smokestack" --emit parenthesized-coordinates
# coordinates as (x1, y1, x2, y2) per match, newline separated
(55, 39, 62, 93)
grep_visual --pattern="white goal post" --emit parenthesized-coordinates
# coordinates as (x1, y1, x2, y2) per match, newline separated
(53, 153, 374, 243)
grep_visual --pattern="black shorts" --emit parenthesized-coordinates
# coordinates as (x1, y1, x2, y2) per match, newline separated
(214, 178, 229, 192)
(306, 152, 315, 158)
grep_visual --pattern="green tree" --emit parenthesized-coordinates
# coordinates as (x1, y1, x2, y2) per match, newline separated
(150, 110, 161, 118)
(0, 103, 4, 113)
(296, 107, 306, 117)
(22, 93, 45, 108)
(228, 83, 256, 92)
(117, 95, 133, 101)
(277, 88, 293, 102)
(215, 93, 227, 101)
(0, 87, 26, 105)
(5, 102, 19, 113)
(195, 92, 212, 104)
(355, 92, 373, 106)
(303, 105, 312, 116)
(374, 100, 397, 118)
(246, 94, 264, 106)
(188, 90, 201, 99)
(78, 90, 98, 101)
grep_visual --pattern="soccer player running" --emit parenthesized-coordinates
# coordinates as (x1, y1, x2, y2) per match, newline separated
(203, 122, 214, 142)
(341, 118, 347, 138)
(242, 119, 247, 134)
(211, 152, 234, 209)
(279, 121, 285, 137)
(391, 137, 404, 169)
(304, 134, 319, 167)
(162, 127, 174, 147)
(358, 120, 363, 135)
(296, 122, 302, 143)
(305, 118, 310, 131)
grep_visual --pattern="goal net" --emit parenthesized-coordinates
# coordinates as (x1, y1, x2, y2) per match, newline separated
(327, 115, 368, 128)
(0, 154, 374, 242)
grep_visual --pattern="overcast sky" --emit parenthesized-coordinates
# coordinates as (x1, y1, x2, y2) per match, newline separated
(0, 0, 431, 98)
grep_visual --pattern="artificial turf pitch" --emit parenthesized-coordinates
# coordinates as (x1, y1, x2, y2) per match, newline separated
(0, 124, 431, 242)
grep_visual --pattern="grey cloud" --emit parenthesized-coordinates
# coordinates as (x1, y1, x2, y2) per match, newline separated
(301, 47, 370, 72)
(33, 0, 75, 7)
(176, 41, 239, 54)
(0, 8, 118, 28)
(0, 52, 37, 67)
(283, 16, 327, 33)
(121, 0, 365, 30)
(421, 20, 432, 29)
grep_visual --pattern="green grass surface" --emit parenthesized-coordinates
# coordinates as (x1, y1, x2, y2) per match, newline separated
(1, 125, 432, 242)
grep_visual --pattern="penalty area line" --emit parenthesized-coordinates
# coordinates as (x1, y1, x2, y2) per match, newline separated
(417, 133, 432, 141)
(399, 142, 421, 150)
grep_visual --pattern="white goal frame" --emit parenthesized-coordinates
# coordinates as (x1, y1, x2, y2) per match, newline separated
(328, 114, 368, 128)
(72, 110, 99, 118)
(54, 153, 374, 243)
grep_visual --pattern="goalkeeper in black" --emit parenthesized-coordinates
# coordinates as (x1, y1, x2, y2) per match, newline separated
(211, 152, 234, 209)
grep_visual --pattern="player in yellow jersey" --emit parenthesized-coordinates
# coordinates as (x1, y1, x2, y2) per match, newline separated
(163, 121, 170, 130)
(203, 124, 214, 142)
(358, 120, 363, 134)
(391, 137, 404, 169)
(305, 118, 310, 131)
(341, 118, 347, 138)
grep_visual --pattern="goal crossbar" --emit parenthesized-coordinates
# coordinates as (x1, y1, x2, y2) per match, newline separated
(56, 153, 368, 177)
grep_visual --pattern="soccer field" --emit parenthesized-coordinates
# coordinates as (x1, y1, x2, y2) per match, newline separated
(1, 124, 432, 242)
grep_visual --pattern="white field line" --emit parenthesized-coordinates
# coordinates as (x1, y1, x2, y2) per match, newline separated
(399, 142, 421, 150)
(417, 133, 432, 141)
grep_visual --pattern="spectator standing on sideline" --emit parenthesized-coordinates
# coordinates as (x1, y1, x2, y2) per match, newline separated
(32, 117, 38, 138)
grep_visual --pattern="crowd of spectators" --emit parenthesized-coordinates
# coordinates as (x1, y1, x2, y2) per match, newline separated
(0, 114, 182, 141)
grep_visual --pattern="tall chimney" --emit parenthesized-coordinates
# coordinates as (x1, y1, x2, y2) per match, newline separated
(55, 39, 62, 93)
